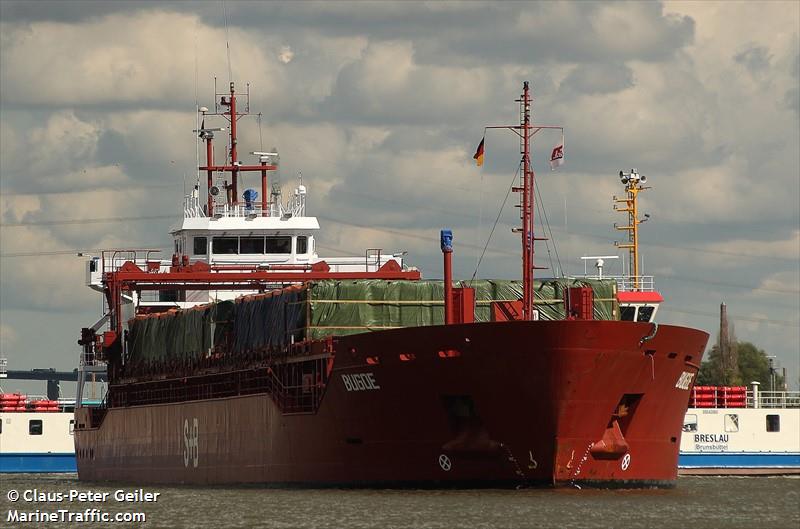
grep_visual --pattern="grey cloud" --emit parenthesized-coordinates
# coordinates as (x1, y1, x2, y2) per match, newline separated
(2, 1, 694, 66)
(0, 1, 139, 23)
(734, 44, 772, 75)
(1, 1, 507, 42)
(224, 2, 693, 66)
(94, 129, 129, 167)
(559, 63, 634, 97)
(318, 58, 560, 129)
(787, 53, 799, 115)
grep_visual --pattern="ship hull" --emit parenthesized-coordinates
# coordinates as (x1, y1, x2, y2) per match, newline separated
(75, 320, 708, 487)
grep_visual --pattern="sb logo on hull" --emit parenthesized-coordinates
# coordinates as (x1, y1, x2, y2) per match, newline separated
(183, 418, 199, 468)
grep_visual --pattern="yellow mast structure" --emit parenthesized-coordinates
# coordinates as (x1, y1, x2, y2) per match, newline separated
(614, 169, 650, 291)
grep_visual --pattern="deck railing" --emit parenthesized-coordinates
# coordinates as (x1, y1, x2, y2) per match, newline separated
(582, 275, 655, 292)
(750, 390, 800, 409)
(99, 249, 164, 275)
(211, 203, 267, 218)
(691, 386, 800, 409)
(183, 195, 205, 218)
(109, 354, 329, 415)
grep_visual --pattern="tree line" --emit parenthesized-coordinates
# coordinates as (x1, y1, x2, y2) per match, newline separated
(697, 340, 785, 390)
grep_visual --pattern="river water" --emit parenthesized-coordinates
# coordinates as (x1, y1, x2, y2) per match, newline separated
(1, 474, 798, 529)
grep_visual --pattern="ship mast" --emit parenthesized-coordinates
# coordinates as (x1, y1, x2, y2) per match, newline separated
(485, 82, 562, 320)
(197, 82, 278, 216)
(520, 82, 535, 320)
(614, 169, 650, 291)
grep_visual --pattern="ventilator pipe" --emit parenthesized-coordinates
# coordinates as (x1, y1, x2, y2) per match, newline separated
(441, 229, 454, 325)
(261, 159, 268, 216)
(751, 381, 760, 409)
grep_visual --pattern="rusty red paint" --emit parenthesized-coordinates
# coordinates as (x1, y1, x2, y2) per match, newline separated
(75, 320, 707, 487)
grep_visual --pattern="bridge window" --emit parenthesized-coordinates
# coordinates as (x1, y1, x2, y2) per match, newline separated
(193, 236, 207, 255)
(621, 306, 636, 321)
(29, 419, 43, 435)
(266, 236, 292, 254)
(297, 236, 308, 254)
(766, 414, 780, 432)
(637, 306, 655, 322)
(212, 237, 238, 254)
(240, 237, 265, 254)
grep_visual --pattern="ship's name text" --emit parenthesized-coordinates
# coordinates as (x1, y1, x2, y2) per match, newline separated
(342, 373, 381, 392)
(693, 434, 729, 443)
(675, 371, 695, 390)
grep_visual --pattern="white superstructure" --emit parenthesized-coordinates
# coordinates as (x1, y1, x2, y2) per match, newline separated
(0, 397, 77, 473)
(86, 176, 413, 308)
(679, 383, 800, 474)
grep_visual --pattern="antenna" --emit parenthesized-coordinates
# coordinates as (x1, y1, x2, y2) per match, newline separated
(257, 113, 264, 150)
(222, 0, 233, 84)
(194, 19, 201, 188)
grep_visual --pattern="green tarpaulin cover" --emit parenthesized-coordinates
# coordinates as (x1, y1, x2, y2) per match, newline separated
(303, 279, 617, 339)
(127, 301, 233, 363)
(127, 278, 618, 362)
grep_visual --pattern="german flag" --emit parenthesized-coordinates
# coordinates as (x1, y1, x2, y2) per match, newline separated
(473, 137, 485, 167)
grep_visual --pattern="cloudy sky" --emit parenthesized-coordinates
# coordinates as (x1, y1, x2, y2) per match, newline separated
(1, 1, 798, 394)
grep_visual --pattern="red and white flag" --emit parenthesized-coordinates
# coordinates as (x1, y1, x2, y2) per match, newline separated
(549, 140, 564, 170)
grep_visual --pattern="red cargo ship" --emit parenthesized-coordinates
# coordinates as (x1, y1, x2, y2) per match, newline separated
(74, 81, 708, 487)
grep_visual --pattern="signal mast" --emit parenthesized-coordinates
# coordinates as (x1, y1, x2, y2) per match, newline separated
(485, 82, 563, 320)
(614, 169, 650, 291)
(196, 81, 277, 216)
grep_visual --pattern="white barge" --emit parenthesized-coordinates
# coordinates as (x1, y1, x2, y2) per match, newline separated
(679, 382, 800, 475)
